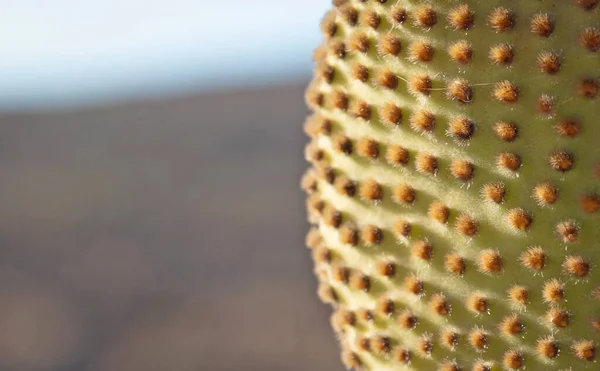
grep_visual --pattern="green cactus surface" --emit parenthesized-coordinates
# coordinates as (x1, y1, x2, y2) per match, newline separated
(302, 0, 600, 370)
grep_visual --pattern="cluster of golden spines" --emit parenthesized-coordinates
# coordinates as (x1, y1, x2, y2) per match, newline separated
(305, 0, 599, 369)
(305, 125, 598, 237)
(305, 151, 592, 262)
(332, 290, 592, 368)
(303, 153, 592, 265)
(309, 69, 596, 221)
(304, 187, 596, 367)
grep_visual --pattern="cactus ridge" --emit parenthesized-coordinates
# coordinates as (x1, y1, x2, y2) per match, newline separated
(304, 0, 600, 370)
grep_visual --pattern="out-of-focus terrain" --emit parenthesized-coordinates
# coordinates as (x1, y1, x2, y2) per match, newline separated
(0, 83, 343, 371)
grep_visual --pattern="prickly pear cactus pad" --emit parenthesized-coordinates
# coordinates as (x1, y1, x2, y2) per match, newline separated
(302, 0, 600, 370)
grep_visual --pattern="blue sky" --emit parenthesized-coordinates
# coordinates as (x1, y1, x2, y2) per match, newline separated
(0, 0, 329, 109)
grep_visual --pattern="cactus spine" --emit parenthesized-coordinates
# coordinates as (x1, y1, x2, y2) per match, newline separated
(303, 0, 600, 370)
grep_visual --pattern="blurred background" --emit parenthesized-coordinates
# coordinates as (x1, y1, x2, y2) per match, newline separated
(0, 1, 344, 370)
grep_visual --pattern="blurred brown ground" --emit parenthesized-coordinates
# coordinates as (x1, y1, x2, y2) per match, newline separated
(0, 82, 344, 371)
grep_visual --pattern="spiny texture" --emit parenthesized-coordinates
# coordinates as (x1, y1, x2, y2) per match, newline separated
(303, 1, 600, 370)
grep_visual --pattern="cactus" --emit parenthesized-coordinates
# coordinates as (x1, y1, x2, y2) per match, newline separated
(302, 0, 600, 370)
